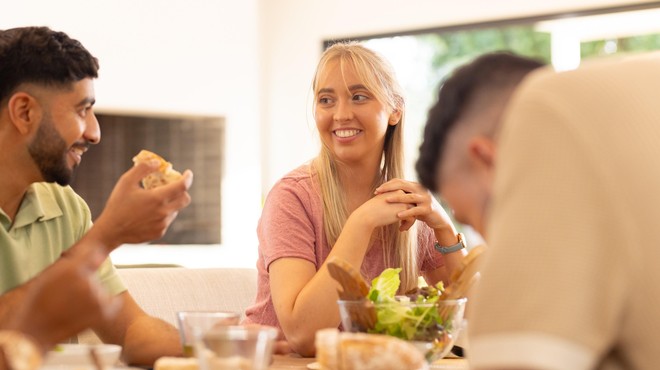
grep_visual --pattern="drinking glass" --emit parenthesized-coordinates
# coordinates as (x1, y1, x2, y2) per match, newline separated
(195, 325, 277, 370)
(176, 310, 241, 357)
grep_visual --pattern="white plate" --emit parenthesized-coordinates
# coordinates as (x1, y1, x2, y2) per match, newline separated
(43, 344, 122, 367)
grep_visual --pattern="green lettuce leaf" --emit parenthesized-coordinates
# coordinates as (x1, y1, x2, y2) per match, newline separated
(367, 267, 401, 302)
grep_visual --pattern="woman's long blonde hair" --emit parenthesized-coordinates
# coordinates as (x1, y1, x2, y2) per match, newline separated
(311, 42, 419, 292)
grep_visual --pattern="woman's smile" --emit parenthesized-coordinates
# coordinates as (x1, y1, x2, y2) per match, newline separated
(333, 129, 363, 140)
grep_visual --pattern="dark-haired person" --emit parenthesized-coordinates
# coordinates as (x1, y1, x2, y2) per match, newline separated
(0, 26, 193, 366)
(416, 51, 544, 237)
(420, 51, 660, 368)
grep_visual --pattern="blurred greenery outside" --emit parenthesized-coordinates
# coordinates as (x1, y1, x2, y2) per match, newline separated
(581, 33, 660, 58)
(364, 25, 660, 241)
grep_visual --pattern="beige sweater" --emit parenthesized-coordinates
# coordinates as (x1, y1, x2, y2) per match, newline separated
(469, 53, 660, 370)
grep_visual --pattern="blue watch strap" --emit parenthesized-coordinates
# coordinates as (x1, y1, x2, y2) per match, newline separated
(434, 233, 466, 255)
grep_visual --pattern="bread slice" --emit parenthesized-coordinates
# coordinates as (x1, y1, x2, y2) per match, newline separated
(443, 244, 486, 301)
(153, 356, 199, 370)
(316, 329, 427, 370)
(326, 257, 370, 300)
(132, 150, 183, 189)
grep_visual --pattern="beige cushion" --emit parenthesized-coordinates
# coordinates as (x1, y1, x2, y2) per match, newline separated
(78, 267, 257, 344)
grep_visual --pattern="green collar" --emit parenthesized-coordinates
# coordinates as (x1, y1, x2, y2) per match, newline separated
(4, 184, 63, 231)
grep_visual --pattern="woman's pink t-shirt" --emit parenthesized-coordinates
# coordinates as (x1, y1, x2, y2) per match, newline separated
(242, 164, 444, 336)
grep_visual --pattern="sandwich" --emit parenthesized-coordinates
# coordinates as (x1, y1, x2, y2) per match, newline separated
(132, 150, 183, 189)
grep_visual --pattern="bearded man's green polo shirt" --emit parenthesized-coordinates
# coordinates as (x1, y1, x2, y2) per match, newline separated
(0, 182, 125, 295)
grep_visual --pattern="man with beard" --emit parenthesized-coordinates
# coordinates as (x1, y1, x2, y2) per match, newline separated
(0, 27, 193, 366)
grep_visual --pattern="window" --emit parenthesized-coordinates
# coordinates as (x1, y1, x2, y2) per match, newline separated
(326, 3, 660, 241)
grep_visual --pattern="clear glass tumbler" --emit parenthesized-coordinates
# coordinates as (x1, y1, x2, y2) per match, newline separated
(176, 310, 241, 357)
(195, 325, 278, 370)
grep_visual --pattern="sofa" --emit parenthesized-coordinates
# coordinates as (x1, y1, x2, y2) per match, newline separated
(78, 267, 258, 344)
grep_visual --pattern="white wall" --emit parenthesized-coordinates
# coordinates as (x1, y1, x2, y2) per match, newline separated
(1, 0, 263, 266)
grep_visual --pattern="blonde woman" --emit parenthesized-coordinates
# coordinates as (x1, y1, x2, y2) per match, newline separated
(243, 42, 466, 356)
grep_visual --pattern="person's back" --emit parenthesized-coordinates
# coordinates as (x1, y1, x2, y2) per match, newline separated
(469, 53, 660, 369)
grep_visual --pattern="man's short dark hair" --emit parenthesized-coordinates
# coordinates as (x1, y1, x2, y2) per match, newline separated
(416, 51, 545, 191)
(0, 26, 99, 104)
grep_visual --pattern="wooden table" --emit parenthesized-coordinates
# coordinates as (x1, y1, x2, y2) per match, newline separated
(268, 354, 315, 369)
(268, 354, 469, 369)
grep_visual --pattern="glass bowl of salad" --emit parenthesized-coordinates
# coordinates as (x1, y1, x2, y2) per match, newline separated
(336, 268, 467, 363)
